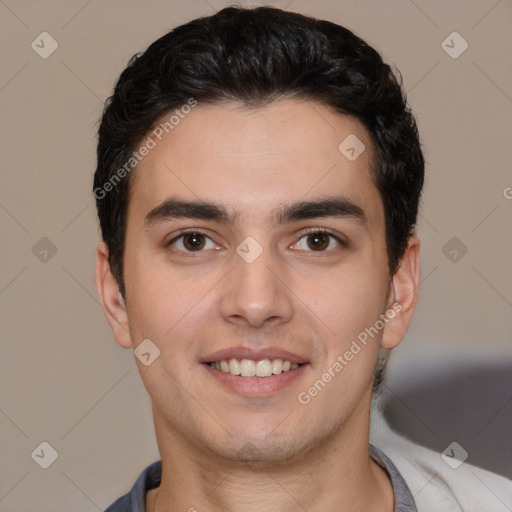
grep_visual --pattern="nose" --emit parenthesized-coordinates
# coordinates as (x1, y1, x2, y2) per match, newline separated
(219, 241, 294, 329)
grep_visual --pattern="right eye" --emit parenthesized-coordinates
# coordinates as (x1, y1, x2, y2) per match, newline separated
(167, 230, 220, 255)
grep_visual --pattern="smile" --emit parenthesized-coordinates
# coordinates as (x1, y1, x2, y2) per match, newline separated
(208, 358, 301, 378)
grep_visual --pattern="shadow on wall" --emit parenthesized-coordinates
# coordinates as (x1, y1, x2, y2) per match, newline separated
(381, 358, 512, 479)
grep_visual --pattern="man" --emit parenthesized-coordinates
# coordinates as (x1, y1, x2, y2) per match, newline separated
(93, 6, 510, 512)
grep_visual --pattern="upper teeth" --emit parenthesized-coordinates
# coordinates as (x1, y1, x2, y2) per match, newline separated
(209, 358, 300, 377)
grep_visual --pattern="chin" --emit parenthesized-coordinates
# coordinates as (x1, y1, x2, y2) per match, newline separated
(225, 439, 303, 466)
(205, 421, 317, 467)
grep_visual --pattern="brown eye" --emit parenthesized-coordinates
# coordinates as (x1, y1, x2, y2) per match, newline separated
(291, 230, 343, 252)
(306, 232, 330, 251)
(182, 233, 206, 251)
(168, 231, 218, 254)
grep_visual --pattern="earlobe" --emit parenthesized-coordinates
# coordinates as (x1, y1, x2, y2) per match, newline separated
(94, 242, 132, 348)
(381, 236, 420, 350)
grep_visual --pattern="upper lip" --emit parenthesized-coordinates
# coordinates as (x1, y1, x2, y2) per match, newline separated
(200, 346, 309, 365)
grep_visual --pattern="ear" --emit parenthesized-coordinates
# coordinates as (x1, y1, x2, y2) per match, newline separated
(381, 235, 420, 350)
(94, 241, 132, 348)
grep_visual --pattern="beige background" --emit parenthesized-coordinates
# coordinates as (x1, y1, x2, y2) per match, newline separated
(0, 0, 511, 510)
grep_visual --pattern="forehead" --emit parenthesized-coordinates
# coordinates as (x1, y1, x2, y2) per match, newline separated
(128, 99, 382, 226)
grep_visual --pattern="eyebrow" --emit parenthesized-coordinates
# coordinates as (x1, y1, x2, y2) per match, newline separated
(144, 196, 368, 228)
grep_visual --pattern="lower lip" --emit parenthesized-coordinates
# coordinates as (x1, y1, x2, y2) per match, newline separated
(203, 363, 309, 396)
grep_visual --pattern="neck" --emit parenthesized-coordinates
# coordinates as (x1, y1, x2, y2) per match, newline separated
(148, 397, 394, 512)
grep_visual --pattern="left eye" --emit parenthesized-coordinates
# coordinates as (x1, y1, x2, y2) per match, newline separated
(292, 231, 341, 252)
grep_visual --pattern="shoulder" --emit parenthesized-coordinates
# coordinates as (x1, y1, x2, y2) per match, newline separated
(370, 412, 512, 512)
(104, 460, 162, 512)
(104, 494, 130, 512)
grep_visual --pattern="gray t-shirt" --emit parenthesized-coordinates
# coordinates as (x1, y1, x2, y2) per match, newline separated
(104, 444, 417, 511)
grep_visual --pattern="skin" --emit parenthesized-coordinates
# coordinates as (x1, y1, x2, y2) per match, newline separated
(95, 99, 420, 512)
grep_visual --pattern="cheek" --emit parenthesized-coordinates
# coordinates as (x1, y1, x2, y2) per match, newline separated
(292, 260, 389, 345)
(124, 251, 220, 350)
(125, 278, 209, 400)
(295, 268, 389, 412)
(126, 276, 194, 341)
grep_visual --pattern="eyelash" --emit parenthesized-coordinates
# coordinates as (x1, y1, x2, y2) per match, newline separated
(166, 227, 347, 256)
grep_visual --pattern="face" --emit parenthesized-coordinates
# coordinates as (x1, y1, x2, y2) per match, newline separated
(96, 99, 419, 465)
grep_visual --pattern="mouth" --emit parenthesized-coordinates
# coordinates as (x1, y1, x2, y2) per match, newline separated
(207, 358, 303, 377)
(200, 347, 309, 396)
